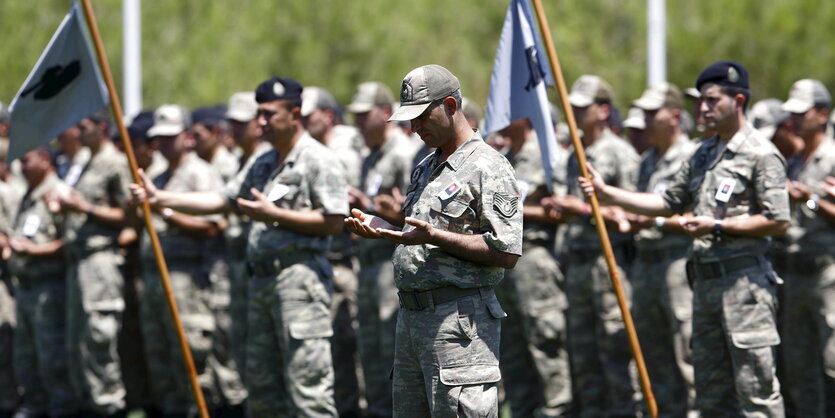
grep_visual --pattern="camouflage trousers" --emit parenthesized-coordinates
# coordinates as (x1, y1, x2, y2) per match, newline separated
(330, 259, 361, 416)
(66, 249, 126, 414)
(357, 255, 399, 417)
(228, 255, 249, 386)
(691, 260, 784, 417)
(0, 278, 18, 412)
(14, 279, 76, 416)
(141, 261, 217, 414)
(206, 254, 247, 407)
(781, 253, 835, 418)
(495, 245, 572, 417)
(631, 247, 694, 417)
(246, 255, 337, 417)
(392, 288, 505, 418)
(564, 248, 637, 418)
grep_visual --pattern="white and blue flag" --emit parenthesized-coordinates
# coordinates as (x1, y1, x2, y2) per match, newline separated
(483, 0, 559, 192)
(9, 2, 108, 161)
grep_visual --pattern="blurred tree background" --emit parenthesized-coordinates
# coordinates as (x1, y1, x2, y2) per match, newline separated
(1, 0, 834, 118)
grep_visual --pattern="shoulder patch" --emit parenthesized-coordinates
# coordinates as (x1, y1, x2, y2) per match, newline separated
(493, 192, 518, 218)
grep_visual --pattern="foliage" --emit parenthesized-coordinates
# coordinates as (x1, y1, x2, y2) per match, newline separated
(1, 0, 833, 117)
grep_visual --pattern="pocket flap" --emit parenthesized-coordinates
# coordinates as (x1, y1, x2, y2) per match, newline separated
(730, 328, 780, 349)
(289, 320, 333, 340)
(439, 364, 501, 386)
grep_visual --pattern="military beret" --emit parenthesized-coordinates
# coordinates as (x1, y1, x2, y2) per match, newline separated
(255, 76, 303, 104)
(192, 105, 228, 128)
(696, 61, 749, 92)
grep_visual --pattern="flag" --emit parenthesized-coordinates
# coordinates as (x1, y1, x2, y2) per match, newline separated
(483, 0, 559, 193)
(8, 1, 108, 161)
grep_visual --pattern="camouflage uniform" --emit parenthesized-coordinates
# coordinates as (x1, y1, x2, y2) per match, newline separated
(140, 153, 225, 413)
(224, 133, 348, 417)
(0, 180, 22, 414)
(663, 124, 788, 416)
(223, 140, 271, 387)
(9, 173, 76, 416)
(204, 146, 247, 408)
(564, 128, 639, 417)
(498, 132, 572, 417)
(56, 146, 90, 186)
(356, 130, 413, 417)
(64, 141, 129, 414)
(782, 137, 835, 417)
(324, 129, 364, 416)
(392, 133, 523, 417)
(631, 134, 697, 417)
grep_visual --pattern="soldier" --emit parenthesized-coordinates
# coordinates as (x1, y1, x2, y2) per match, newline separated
(45, 110, 130, 417)
(495, 118, 572, 417)
(543, 74, 640, 417)
(301, 86, 364, 417)
(222, 91, 270, 389)
(0, 101, 20, 418)
(629, 82, 697, 416)
(780, 79, 835, 417)
(55, 125, 91, 185)
(346, 81, 415, 417)
(131, 76, 348, 417)
(7, 147, 76, 417)
(345, 64, 522, 417)
(750, 99, 803, 160)
(579, 61, 788, 416)
(623, 107, 649, 155)
(191, 106, 247, 415)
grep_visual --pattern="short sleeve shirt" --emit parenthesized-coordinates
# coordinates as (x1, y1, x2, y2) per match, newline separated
(8, 173, 66, 280)
(785, 137, 835, 254)
(663, 123, 790, 262)
(393, 132, 523, 292)
(224, 133, 349, 260)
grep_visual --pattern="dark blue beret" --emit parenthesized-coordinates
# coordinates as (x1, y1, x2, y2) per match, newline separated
(192, 105, 228, 128)
(696, 61, 749, 92)
(255, 76, 303, 104)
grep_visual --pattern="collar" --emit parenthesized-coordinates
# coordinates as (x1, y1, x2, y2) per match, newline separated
(436, 130, 483, 172)
(280, 132, 317, 166)
(29, 172, 60, 201)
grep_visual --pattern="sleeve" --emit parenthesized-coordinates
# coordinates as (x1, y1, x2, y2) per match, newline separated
(663, 157, 695, 215)
(310, 153, 349, 216)
(479, 158, 523, 255)
(196, 166, 225, 223)
(223, 162, 253, 211)
(754, 152, 790, 221)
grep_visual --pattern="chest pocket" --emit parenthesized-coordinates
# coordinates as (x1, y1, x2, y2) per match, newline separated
(271, 171, 303, 206)
(429, 194, 475, 234)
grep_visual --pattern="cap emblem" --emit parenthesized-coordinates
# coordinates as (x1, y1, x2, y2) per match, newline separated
(728, 67, 739, 83)
(273, 82, 285, 97)
(400, 81, 413, 102)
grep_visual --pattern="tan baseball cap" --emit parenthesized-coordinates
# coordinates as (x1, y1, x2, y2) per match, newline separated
(783, 79, 832, 114)
(347, 82, 394, 114)
(568, 75, 614, 107)
(750, 99, 788, 140)
(623, 107, 646, 130)
(389, 64, 461, 122)
(684, 88, 700, 100)
(226, 92, 258, 122)
(301, 86, 340, 117)
(633, 82, 683, 111)
(148, 104, 190, 137)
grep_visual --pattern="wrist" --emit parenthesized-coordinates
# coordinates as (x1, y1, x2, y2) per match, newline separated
(86, 203, 96, 217)
(654, 216, 666, 230)
(712, 219, 723, 240)
(161, 207, 174, 220)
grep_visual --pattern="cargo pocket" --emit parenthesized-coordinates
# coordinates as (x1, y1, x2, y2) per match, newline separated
(730, 327, 780, 349)
(439, 363, 501, 386)
(729, 326, 780, 398)
(288, 303, 334, 340)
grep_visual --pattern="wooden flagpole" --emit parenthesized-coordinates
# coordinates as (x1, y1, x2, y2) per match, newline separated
(529, 0, 658, 416)
(78, 1, 210, 416)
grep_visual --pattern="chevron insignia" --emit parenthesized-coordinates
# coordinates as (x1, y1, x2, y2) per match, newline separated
(493, 192, 518, 218)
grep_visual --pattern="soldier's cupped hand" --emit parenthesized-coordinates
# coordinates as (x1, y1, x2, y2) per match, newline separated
(128, 169, 158, 205)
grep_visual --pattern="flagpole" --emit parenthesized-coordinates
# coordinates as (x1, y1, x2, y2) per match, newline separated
(78, 1, 210, 417)
(529, 0, 658, 416)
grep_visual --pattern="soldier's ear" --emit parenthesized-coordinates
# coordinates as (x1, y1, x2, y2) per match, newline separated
(443, 97, 458, 116)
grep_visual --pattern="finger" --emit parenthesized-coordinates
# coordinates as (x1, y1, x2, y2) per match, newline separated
(403, 216, 428, 229)
(250, 188, 267, 201)
(351, 208, 366, 219)
(392, 187, 404, 202)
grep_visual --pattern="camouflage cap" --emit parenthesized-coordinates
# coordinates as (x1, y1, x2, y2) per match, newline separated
(148, 104, 191, 137)
(750, 99, 788, 140)
(633, 82, 684, 111)
(782, 79, 832, 114)
(347, 82, 394, 114)
(389, 64, 461, 122)
(623, 107, 646, 130)
(301, 86, 340, 117)
(226, 91, 258, 122)
(568, 75, 614, 107)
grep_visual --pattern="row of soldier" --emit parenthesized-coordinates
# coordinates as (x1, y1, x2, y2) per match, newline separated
(0, 62, 831, 418)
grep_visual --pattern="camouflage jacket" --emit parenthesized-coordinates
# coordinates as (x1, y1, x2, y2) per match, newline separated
(224, 133, 349, 261)
(785, 136, 835, 254)
(393, 132, 523, 292)
(663, 123, 790, 262)
(8, 172, 66, 281)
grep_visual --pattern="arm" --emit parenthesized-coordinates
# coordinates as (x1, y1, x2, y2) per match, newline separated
(579, 163, 674, 216)
(237, 188, 344, 236)
(130, 169, 230, 215)
(679, 214, 788, 238)
(158, 207, 225, 239)
(813, 177, 835, 224)
(54, 188, 126, 227)
(375, 216, 519, 269)
(9, 237, 64, 258)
